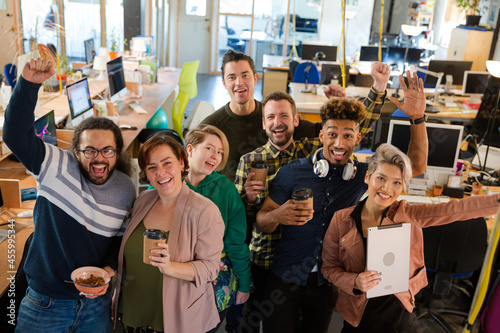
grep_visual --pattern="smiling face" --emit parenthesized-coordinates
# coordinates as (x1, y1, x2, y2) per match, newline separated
(75, 129, 117, 185)
(187, 134, 224, 177)
(222, 60, 258, 108)
(263, 99, 299, 150)
(365, 163, 404, 210)
(145, 145, 185, 198)
(319, 119, 361, 166)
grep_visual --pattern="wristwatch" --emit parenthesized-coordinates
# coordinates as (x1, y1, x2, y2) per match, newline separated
(409, 114, 427, 125)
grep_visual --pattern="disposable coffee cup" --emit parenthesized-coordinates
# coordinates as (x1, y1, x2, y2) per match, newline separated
(250, 161, 268, 184)
(292, 188, 314, 216)
(143, 229, 168, 264)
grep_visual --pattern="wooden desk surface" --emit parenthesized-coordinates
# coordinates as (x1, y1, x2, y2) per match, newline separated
(289, 83, 477, 124)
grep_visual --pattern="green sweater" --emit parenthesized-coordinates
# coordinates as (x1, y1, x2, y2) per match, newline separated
(187, 172, 251, 293)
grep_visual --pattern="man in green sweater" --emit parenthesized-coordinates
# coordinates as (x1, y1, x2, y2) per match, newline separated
(201, 50, 386, 183)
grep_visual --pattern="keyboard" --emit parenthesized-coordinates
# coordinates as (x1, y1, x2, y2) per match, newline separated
(397, 195, 450, 205)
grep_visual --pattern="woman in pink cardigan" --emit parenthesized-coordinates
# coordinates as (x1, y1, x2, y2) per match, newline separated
(322, 143, 500, 332)
(113, 135, 225, 333)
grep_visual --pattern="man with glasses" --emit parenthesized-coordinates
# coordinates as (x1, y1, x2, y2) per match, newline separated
(3, 58, 136, 332)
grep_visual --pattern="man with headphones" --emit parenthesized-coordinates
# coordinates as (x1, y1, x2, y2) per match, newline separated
(256, 72, 429, 332)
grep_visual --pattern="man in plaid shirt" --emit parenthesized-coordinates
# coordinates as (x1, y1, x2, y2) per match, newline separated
(235, 62, 391, 332)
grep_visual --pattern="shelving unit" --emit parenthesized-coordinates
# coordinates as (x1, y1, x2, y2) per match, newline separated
(407, 4, 434, 30)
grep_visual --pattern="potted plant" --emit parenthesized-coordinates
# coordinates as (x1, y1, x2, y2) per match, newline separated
(456, 0, 487, 26)
(108, 29, 119, 59)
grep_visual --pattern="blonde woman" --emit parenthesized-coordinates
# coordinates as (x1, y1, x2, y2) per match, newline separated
(184, 124, 251, 332)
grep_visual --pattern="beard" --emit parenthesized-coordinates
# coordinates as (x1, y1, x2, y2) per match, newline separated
(268, 125, 294, 147)
(78, 161, 115, 185)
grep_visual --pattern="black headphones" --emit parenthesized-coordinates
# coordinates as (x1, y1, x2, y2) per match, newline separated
(312, 148, 357, 180)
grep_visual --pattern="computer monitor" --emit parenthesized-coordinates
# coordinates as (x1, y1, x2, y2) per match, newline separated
(106, 56, 127, 102)
(425, 60, 473, 86)
(359, 46, 388, 62)
(66, 78, 94, 127)
(301, 43, 337, 62)
(320, 64, 350, 85)
(405, 48, 423, 65)
(462, 71, 490, 96)
(384, 47, 423, 69)
(34, 110, 57, 146)
(387, 120, 463, 184)
(84, 39, 96, 64)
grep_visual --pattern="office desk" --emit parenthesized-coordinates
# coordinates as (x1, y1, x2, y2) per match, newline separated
(289, 83, 477, 125)
(38, 70, 181, 148)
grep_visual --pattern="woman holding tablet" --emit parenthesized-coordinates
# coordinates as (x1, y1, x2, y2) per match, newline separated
(322, 143, 500, 332)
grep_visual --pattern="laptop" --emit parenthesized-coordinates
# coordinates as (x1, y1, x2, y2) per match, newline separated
(366, 223, 411, 298)
(34, 110, 57, 146)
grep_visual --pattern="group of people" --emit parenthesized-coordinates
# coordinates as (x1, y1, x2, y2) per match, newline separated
(4, 50, 499, 333)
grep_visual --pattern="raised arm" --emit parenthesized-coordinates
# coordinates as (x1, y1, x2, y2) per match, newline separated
(3, 59, 56, 174)
(388, 71, 428, 177)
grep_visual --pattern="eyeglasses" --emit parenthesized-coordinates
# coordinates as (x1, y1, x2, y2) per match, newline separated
(76, 148, 117, 159)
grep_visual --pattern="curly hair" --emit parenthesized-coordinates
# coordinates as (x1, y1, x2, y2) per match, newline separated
(319, 97, 366, 126)
(71, 117, 133, 177)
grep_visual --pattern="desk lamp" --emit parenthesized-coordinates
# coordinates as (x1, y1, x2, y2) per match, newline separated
(131, 38, 147, 57)
(300, 62, 313, 93)
(401, 25, 424, 73)
(483, 60, 500, 171)
(93, 56, 107, 81)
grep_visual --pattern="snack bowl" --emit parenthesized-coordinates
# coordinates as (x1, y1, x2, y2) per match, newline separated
(70, 266, 111, 296)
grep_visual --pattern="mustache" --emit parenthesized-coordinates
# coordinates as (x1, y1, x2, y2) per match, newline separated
(90, 161, 109, 167)
(271, 125, 288, 131)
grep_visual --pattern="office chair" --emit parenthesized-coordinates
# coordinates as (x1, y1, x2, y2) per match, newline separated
(144, 60, 199, 141)
(4, 63, 17, 88)
(183, 100, 215, 136)
(417, 218, 488, 333)
(289, 61, 299, 82)
(292, 62, 320, 84)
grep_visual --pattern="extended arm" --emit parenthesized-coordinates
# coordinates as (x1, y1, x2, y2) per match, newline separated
(388, 71, 428, 177)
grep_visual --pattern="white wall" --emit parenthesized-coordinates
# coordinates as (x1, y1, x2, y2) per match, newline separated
(319, 0, 375, 62)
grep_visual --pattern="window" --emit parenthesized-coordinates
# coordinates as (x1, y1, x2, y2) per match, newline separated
(186, 0, 206, 16)
(64, 0, 101, 59)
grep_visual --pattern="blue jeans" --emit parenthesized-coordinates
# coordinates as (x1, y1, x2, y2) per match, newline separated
(15, 287, 112, 333)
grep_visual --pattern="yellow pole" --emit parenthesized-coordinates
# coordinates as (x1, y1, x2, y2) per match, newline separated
(379, 0, 384, 62)
(53, 2, 63, 94)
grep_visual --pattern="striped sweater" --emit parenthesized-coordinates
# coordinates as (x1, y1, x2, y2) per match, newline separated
(4, 77, 136, 299)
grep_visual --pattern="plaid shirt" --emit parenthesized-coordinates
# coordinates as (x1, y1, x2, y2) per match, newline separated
(234, 88, 386, 268)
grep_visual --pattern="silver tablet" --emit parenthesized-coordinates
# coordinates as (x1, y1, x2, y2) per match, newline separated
(366, 223, 411, 299)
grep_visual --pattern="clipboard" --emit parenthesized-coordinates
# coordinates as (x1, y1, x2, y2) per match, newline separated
(366, 223, 411, 299)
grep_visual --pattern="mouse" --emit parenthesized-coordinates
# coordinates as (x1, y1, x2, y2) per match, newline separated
(17, 210, 34, 218)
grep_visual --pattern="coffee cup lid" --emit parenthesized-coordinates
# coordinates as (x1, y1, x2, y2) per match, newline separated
(292, 188, 313, 201)
(143, 229, 167, 240)
(251, 161, 268, 169)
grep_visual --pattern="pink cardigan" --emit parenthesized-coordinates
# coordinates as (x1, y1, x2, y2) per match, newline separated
(322, 194, 500, 327)
(114, 183, 225, 332)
